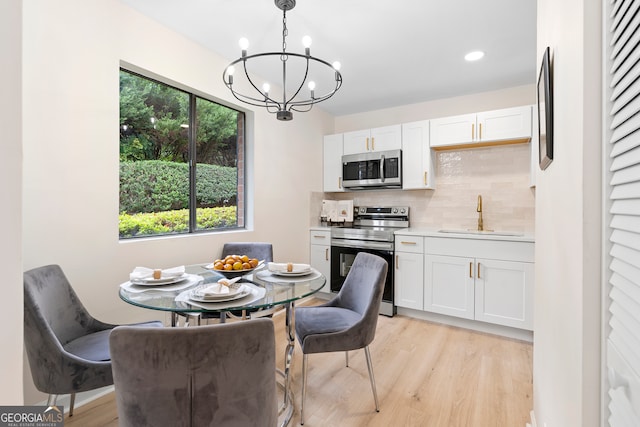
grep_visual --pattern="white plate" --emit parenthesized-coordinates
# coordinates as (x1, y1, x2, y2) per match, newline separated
(188, 286, 251, 303)
(268, 262, 312, 275)
(130, 274, 188, 286)
(192, 280, 243, 300)
(269, 269, 313, 277)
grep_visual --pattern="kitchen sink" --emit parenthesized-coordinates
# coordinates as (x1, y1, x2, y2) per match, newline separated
(437, 229, 524, 237)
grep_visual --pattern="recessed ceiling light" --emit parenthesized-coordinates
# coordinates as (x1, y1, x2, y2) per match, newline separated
(465, 51, 485, 61)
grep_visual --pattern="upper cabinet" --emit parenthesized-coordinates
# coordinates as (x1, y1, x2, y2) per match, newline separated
(343, 124, 402, 155)
(401, 120, 435, 190)
(430, 106, 532, 149)
(323, 133, 344, 192)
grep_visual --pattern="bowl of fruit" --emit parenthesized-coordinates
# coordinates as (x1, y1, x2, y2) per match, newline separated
(204, 255, 264, 278)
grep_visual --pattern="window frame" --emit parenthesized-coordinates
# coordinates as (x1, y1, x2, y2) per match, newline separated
(119, 66, 248, 239)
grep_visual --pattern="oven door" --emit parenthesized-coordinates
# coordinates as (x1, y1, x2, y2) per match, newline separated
(330, 243, 395, 316)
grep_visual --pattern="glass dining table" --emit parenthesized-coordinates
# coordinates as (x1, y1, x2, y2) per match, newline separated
(118, 264, 326, 427)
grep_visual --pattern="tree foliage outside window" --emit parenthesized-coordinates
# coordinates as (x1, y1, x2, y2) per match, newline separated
(119, 69, 244, 238)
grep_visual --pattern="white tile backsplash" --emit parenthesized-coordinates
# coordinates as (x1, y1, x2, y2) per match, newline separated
(314, 143, 535, 233)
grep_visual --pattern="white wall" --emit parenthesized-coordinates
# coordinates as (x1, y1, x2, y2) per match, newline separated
(533, 1, 602, 426)
(0, 0, 24, 405)
(335, 84, 534, 132)
(21, 0, 333, 404)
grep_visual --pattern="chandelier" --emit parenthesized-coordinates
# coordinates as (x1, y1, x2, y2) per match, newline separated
(222, 0, 343, 121)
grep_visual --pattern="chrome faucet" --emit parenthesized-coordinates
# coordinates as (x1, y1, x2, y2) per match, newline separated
(476, 195, 484, 231)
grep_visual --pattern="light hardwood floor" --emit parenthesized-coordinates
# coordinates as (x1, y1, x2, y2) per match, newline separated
(64, 300, 533, 426)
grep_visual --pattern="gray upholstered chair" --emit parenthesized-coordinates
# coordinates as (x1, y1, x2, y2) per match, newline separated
(294, 252, 388, 425)
(109, 318, 278, 427)
(221, 242, 273, 264)
(23, 264, 163, 416)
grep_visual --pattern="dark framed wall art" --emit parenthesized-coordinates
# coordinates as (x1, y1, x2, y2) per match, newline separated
(538, 46, 554, 170)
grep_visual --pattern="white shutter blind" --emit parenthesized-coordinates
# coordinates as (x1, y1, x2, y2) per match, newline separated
(607, 0, 640, 425)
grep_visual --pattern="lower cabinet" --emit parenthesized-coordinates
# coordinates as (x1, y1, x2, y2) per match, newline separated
(424, 254, 534, 330)
(309, 230, 331, 293)
(394, 235, 424, 310)
(424, 254, 475, 319)
(473, 258, 534, 329)
(424, 237, 534, 331)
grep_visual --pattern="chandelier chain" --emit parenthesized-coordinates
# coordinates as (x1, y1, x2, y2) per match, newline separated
(281, 10, 288, 58)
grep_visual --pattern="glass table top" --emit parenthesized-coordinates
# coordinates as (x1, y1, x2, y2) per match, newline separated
(119, 264, 326, 313)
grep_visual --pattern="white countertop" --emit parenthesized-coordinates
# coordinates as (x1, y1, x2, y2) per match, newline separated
(309, 225, 334, 231)
(395, 227, 535, 243)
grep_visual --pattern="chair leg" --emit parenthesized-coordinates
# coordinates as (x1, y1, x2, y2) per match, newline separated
(364, 346, 379, 412)
(345, 351, 349, 367)
(301, 353, 308, 425)
(69, 393, 76, 416)
(46, 394, 57, 407)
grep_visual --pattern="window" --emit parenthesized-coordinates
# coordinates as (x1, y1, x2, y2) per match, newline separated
(119, 69, 245, 239)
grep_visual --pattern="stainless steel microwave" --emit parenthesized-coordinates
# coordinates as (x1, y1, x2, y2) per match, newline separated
(341, 149, 402, 190)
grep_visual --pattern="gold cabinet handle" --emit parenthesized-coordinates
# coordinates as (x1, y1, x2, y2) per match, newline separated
(366, 137, 369, 151)
(479, 123, 482, 140)
(313, 235, 326, 239)
(372, 137, 375, 151)
(400, 241, 417, 245)
(325, 248, 329, 261)
(469, 262, 473, 278)
(477, 262, 481, 279)
(338, 177, 342, 189)
(424, 171, 427, 186)
(395, 255, 399, 269)
(472, 123, 475, 140)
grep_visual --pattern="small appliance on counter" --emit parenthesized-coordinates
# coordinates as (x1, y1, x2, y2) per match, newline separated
(321, 200, 354, 225)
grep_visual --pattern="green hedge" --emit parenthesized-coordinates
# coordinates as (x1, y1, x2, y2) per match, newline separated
(119, 160, 237, 214)
(119, 206, 237, 238)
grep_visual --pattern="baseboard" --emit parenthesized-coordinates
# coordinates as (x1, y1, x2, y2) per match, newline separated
(526, 410, 537, 427)
(37, 385, 114, 415)
(396, 307, 534, 342)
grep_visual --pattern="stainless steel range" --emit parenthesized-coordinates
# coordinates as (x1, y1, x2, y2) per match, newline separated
(330, 206, 409, 316)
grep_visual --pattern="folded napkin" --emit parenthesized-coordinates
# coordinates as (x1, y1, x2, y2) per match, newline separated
(198, 283, 231, 296)
(268, 262, 311, 273)
(130, 265, 185, 281)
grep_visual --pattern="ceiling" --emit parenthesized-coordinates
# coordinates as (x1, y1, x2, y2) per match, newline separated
(121, 0, 537, 117)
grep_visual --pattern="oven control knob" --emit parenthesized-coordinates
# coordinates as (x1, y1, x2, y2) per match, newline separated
(393, 208, 398, 213)
(360, 207, 366, 213)
(400, 208, 406, 214)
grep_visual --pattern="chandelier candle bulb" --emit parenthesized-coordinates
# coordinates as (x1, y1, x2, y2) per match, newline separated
(303, 35, 312, 56)
(239, 37, 249, 57)
(226, 66, 235, 85)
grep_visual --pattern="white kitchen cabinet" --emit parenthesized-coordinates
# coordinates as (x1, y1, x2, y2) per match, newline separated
(430, 106, 532, 148)
(424, 254, 475, 319)
(323, 133, 344, 192)
(429, 113, 477, 148)
(424, 237, 534, 330)
(343, 124, 401, 155)
(394, 235, 424, 310)
(474, 258, 534, 330)
(401, 120, 436, 190)
(309, 230, 331, 293)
